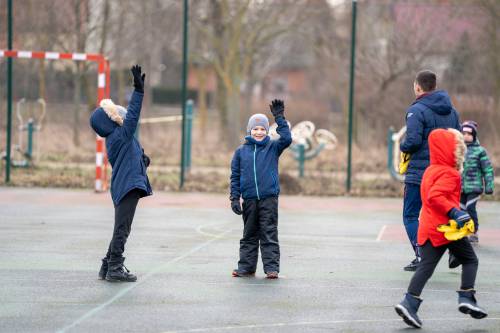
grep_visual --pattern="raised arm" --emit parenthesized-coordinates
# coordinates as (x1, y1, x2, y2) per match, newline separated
(121, 65, 145, 140)
(269, 99, 292, 154)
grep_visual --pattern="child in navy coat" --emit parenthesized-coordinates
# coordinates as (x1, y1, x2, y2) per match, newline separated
(230, 100, 292, 279)
(90, 65, 152, 282)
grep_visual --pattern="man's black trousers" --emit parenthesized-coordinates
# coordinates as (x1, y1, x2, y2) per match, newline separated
(408, 238, 478, 296)
(238, 196, 280, 273)
(105, 189, 141, 265)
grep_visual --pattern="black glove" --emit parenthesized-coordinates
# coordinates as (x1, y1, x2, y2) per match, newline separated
(448, 207, 471, 228)
(269, 99, 284, 118)
(131, 65, 146, 93)
(231, 198, 242, 215)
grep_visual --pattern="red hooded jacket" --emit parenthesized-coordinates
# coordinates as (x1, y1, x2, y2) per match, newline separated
(418, 129, 463, 247)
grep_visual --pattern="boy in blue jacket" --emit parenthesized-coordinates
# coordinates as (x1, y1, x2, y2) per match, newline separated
(230, 100, 292, 279)
(90, 65, 152, 282)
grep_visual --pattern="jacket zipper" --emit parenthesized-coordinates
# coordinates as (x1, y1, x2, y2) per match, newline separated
(253, 144, 260, 200)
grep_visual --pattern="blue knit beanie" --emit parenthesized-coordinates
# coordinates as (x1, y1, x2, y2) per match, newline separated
(247, 113, 269, 134)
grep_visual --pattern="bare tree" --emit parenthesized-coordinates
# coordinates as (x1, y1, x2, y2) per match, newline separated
(192, 0, 305, 146)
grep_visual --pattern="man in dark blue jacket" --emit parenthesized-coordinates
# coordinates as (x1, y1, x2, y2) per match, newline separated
(230, 100, 292, 279)
(400, 70, 461, 271)
(90, 65, 152, 282)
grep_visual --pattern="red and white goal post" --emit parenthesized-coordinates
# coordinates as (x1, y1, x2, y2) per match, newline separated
(0, 49, 110, 192)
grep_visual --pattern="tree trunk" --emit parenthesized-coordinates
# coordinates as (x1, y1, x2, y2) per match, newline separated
(226, 75, 241, 148)
(73, 63, 82, 147)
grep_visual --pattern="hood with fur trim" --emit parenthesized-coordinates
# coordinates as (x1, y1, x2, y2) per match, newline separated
(428, 128, 466, 172)
(89, 99, 127, 137)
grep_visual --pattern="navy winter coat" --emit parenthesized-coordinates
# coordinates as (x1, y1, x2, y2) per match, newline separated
(230, 116, 292, 200)
(400, 90, 461, 185)
(90, 91, 152, 206)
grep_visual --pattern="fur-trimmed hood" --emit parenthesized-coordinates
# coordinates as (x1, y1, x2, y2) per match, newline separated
(89, 99, 127, 137)
(428, 128, 466, 172)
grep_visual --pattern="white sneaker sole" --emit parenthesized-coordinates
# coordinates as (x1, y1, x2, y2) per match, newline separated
(459, 303, 488, 319)
(395, 304, 422, 328)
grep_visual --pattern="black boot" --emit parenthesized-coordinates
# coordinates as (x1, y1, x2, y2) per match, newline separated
(458, 290, 487, 319)
(98, 257, 108, 280)
(395, 293, 423, 328)
(106, 258, 137, 282)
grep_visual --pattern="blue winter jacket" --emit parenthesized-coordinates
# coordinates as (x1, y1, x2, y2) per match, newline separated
(90, 91, 152, 206)
(230, 116, 292, 200)
(400, 90, 461, 185)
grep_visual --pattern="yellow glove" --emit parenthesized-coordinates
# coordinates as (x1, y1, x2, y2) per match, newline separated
(399, 152, 410, 175)
(437, 220, 475, 241)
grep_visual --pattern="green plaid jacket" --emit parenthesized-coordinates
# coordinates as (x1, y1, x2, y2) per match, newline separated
(462, 141, 494, 194)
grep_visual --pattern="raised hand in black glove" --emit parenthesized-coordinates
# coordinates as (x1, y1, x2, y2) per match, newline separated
(131, 65, 146, 93)
(231, 198, 242, 215)
(269, 99, 284, 118)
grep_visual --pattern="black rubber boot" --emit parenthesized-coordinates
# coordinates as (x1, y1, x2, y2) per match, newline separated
(98, 257, 108, 280)
(395, 293, 423, 328)
(458, 290, 487, 319)
(106, 258, 137, 282)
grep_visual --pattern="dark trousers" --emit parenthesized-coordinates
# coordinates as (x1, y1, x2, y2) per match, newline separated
(238, 197, 280, 273)
(403, 183, 422, 256)
(408, 239, 478, 296)
(460, 193, 480, 232)
(105, 189, 141, 265)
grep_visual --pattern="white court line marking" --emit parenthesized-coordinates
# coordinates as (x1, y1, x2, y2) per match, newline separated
(376, 224, 387, 242)
(161, 317, 500, 333)
(56, 226, 232, 333)
(196, 223, 233, 238)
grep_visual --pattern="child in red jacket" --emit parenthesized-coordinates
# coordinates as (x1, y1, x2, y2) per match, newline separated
(395, 128, 487, 328)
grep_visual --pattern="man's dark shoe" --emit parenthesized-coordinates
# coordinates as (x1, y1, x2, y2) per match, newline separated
(98, 257, 108, 280)
(404, 258, 420, 271)
(395, 293, 423, 328)
(106, 263, 137, 282)
(232, 269, 255, 277)
(458, 290, 488, 319)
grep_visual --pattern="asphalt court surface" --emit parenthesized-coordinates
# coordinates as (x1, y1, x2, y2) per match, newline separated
(1, 187, 499, 332)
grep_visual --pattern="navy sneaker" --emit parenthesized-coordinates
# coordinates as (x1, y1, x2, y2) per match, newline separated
(395, 293, 423, 328)
(458, 290, 488, 319)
